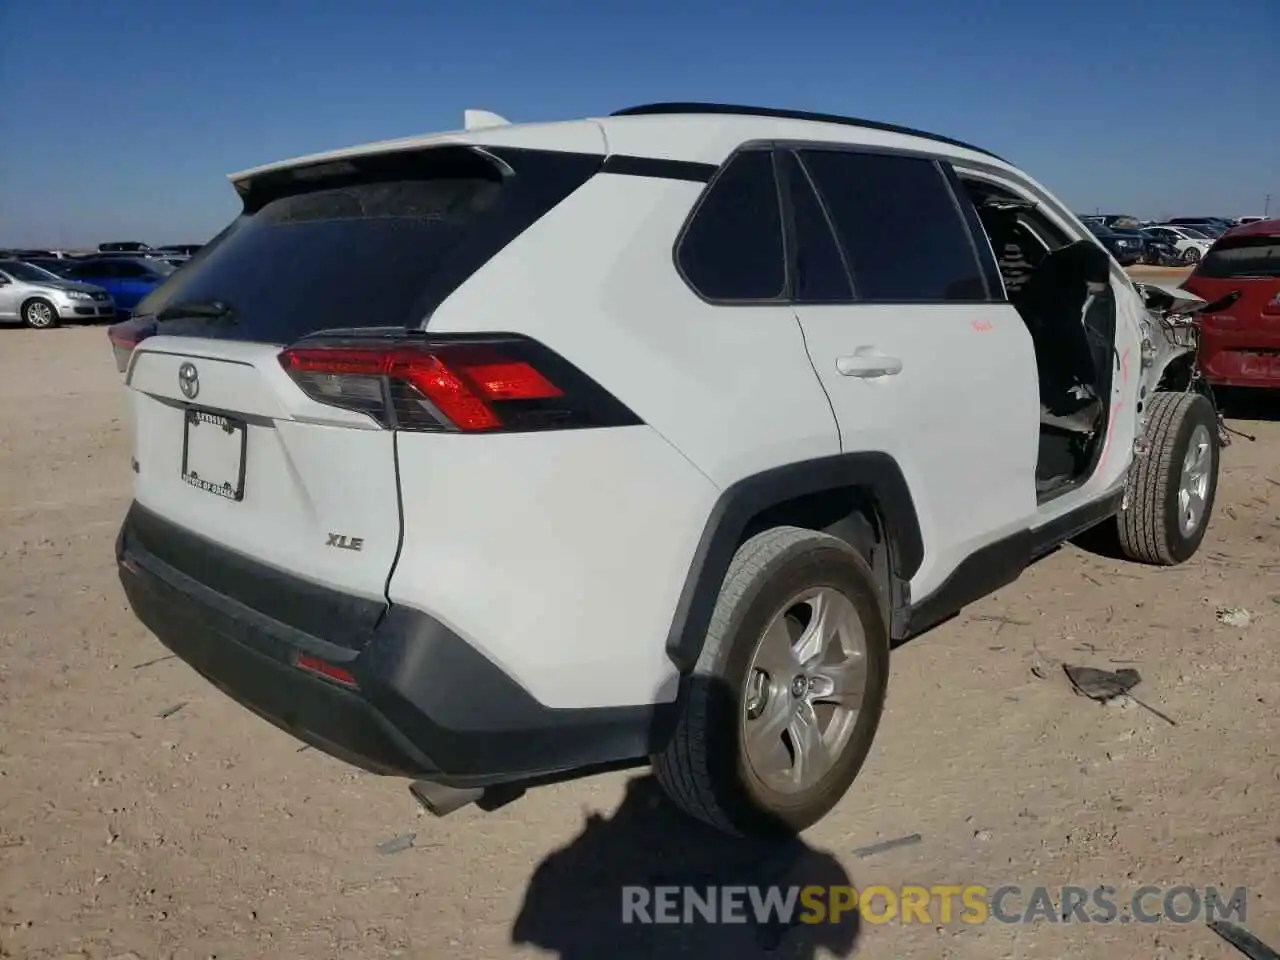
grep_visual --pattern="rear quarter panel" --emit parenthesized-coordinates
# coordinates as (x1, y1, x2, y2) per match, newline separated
(396, 172, 841, 710)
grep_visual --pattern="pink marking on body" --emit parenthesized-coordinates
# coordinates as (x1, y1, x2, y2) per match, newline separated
(1099, 400, 1124, 467)
(1120, 349, 1131, 384)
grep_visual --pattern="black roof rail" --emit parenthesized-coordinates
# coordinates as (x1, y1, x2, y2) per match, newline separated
(609, 102, 1006, 163)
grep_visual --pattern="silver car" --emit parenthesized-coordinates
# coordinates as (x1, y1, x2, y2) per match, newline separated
(0, 260, 116, 328)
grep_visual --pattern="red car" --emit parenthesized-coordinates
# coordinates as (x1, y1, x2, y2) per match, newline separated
(1182, 218, 1280, 388)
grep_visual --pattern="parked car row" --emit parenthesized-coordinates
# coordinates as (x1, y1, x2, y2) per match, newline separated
(0, 253, 179, 328)
(0, 259, 119, 328)
(1078, 214, 1266, 266)
(0, 242, 203, 265)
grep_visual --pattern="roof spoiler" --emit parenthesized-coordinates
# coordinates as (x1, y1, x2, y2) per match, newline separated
(464, 109, 511, 130)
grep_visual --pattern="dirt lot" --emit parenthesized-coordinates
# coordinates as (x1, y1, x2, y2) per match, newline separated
(2, 313, 1278, 960)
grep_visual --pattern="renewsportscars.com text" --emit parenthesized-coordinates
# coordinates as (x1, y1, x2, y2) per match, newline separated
(620, 884, 1248, 926)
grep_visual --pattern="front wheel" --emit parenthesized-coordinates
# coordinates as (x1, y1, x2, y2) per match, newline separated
(1116, 391, 1219, 564)
(653, 526, 890, 840)
(1182, 247, 1202, 264)
(22, 298, 59, 329)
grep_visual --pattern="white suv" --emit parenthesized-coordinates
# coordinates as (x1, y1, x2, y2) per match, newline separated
(112, 102, 1222, 840)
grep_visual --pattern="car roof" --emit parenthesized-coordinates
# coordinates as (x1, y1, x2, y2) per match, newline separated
(227, 102, 1016, 190)
(1223, 218, 1280, 238)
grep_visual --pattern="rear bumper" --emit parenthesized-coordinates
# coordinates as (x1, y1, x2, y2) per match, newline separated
(117, 502, 668, 787)
(1200, 333, 1280, 388)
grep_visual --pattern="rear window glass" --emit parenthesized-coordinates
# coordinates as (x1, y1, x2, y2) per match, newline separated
(133, 147, 598, 343)
(1197, 236, 1280, 279)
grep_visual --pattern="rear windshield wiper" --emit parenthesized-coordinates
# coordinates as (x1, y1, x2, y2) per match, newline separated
(156, 299, 235, 323)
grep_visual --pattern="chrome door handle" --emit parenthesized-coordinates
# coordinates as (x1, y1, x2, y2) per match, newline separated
(836, 354, 904, 378)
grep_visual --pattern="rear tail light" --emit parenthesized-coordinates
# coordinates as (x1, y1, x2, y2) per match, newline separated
(107, 318, 155, 374)
(278, 334, 641, 433)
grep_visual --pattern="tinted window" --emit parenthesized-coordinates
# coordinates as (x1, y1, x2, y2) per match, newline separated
(1197, 236, 1280, 279)
(72, 262, 114, 278)
(781, 152, 852, 302)
(133, 146, 597, 343)
(678, 150, 785, 301)
(114, 261, 153, 278)
(0, 260, 61, 282)
(799, 150, 988, 302)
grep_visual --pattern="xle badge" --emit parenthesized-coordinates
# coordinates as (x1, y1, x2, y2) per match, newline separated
(327, 533, 364, 552)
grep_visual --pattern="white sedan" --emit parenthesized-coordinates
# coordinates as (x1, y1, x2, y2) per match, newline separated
(1142, 225, 1215, 263)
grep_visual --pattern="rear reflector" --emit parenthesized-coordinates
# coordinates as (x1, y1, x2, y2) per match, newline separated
(296, 653, 358, 687)
(278, 334, 640, 433)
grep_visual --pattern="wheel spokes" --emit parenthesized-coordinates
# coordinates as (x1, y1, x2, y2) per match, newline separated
(788, 701, 834, 787)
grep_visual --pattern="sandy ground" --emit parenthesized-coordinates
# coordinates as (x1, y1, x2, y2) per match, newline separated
(1, 303, 1278, 960)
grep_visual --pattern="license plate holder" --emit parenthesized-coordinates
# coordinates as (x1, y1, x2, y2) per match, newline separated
(181, 408, 247, 501)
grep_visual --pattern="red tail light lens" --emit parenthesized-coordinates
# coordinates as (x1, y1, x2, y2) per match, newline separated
(108, 318, 155, 374)
(278, 334, 639, 433)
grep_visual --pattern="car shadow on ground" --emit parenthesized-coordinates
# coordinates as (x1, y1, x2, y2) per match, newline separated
(511, 774, 862, 959)
(1217, 386, 1280, 424)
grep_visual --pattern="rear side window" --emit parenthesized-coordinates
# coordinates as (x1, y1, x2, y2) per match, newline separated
(799, 150, 989, 302)
(132, 146, 600, 343)
(115, 261, 153, 278)
(1197, 236, 1280, 279)
(677, 150, 786, 301)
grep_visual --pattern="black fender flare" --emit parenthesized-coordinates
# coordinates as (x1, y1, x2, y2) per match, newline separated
(664, 452, 924, 673)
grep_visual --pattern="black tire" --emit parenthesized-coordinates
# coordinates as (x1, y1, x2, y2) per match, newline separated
(1116, 391, 1219, 565)
(22, 298, 59, 329)
(652, 526, 890, 840)
(1182, 247, 1201, 264)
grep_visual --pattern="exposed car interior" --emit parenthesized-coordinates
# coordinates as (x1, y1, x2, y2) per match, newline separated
(963, 179, 1118, 501)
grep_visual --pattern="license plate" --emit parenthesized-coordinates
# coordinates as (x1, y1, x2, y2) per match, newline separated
(1239, 354, 1280, 379)
(181, 409, 247, 501)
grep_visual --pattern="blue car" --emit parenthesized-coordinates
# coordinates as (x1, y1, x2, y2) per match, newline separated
(63, 257, 173, 314)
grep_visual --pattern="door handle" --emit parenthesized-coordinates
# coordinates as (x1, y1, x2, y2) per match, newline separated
(836, 354, 904, 378)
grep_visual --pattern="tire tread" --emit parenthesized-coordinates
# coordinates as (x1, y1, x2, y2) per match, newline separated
(1117, 391, 1200, 564)
(653, 526, 856, 835)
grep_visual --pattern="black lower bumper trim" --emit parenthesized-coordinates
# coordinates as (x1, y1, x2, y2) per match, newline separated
(117, 503, 673, 787)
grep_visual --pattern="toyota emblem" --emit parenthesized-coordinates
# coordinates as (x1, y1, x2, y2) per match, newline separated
(178, 362, 199, 400)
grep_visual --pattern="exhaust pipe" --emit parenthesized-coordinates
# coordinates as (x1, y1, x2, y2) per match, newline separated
(408, 780, 528, 818)
(408, 781, 484, 817)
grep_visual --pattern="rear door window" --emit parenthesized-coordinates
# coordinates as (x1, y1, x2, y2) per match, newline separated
(798, 149, 990, 302)
(132, 145, 600, 343)
(677, 149, 786, 301)
(1197, 236, 1280, 279)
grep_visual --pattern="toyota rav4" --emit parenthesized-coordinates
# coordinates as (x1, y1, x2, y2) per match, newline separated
(111, 103, 1224, 840)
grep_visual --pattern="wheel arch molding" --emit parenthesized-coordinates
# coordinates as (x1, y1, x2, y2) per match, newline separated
(664, 452, 924, 673)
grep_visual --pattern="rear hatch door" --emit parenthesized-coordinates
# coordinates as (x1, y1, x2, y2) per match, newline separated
(119, 143, 603, 647)
(126, 336, 401, 643)
(1183, 230, 1280, 348)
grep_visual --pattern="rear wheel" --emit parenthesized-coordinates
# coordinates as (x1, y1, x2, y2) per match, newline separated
(653, 526, 890, 840)
(1117, 391, 1219, 564)
(22, 298, 58, 329)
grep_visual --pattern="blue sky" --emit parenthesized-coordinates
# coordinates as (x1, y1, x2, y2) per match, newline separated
(1, 0, 1276, 247)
